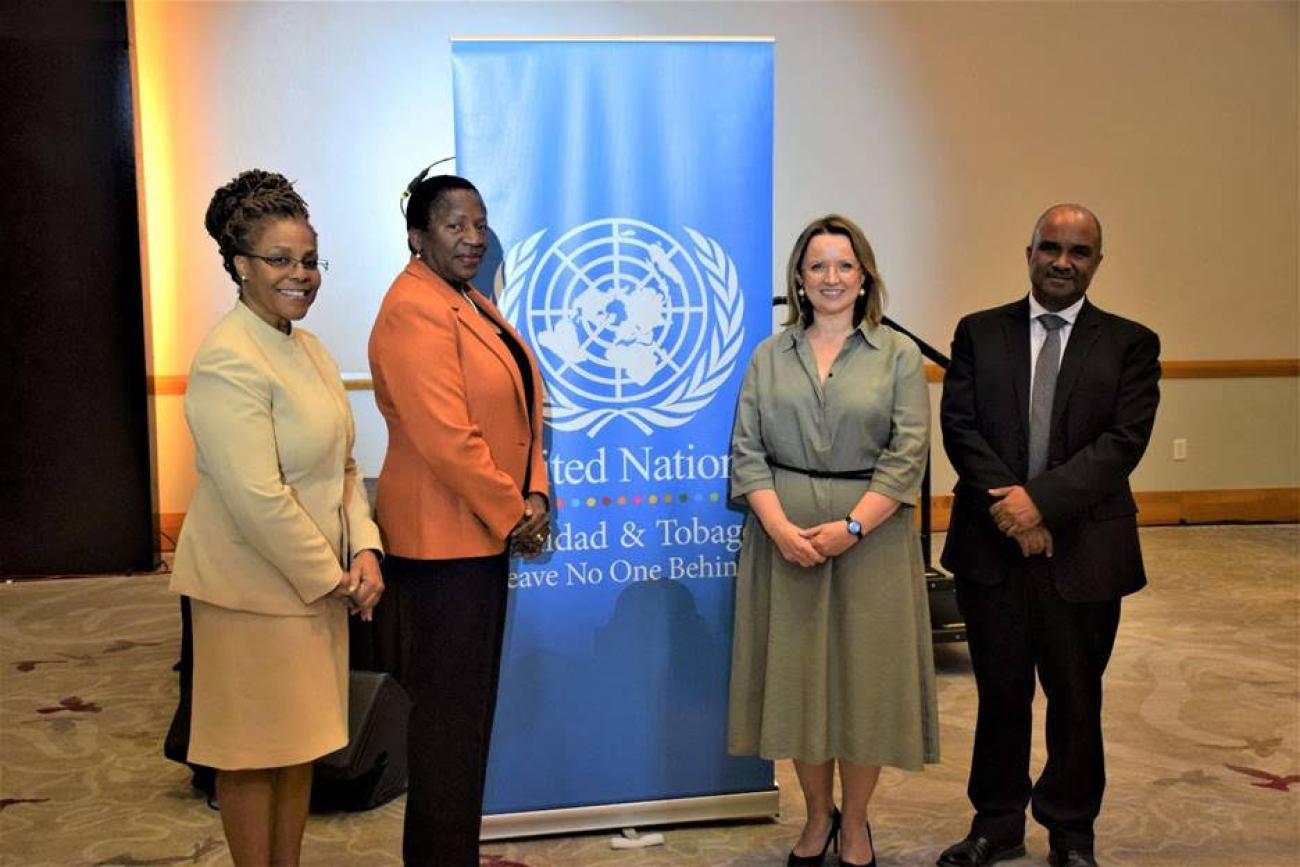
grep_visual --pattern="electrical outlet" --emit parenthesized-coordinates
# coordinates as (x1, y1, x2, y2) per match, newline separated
(1173, 438, 1188, 461)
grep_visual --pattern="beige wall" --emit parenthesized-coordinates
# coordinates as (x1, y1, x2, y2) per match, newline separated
(131, 1, 1300, 516)
(926, 378, 1300, 496)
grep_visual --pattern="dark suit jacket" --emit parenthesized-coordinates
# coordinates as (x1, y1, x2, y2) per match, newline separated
(939, 298, 1161, 602)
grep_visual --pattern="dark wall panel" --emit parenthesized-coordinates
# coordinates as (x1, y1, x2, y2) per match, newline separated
(0, 1, 155, 573)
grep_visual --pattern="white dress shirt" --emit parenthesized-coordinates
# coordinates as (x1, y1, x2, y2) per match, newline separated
(1028, 293, 1085, 394)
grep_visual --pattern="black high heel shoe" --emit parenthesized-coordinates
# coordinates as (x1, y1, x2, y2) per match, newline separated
(786, 806, 841, 866)
(840, 819, 877, 867)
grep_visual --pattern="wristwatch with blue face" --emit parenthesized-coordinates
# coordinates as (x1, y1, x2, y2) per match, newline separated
(845, 514, 864, 539)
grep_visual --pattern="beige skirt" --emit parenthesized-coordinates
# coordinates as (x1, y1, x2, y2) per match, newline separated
(188, 598, 348, 770)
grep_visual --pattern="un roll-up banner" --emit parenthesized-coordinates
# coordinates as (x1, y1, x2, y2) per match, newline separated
(452, 38, 776, 829)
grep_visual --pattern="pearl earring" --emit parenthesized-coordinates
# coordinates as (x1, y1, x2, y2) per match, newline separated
(858, 286, 866, 297)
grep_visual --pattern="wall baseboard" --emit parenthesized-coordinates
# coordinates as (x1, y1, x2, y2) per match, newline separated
(1128, 487, 1300, 526)
(928, 487, 1299, 531)
(155, 487, 1298, 552)
(159, 512, 184, 551)
(919, 357, 1299, 383)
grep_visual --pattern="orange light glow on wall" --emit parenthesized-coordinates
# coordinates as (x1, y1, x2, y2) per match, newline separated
(127, 0, 179, 379)
(127, 0, 201, 516)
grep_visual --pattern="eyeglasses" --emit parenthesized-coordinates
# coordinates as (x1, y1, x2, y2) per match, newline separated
(238, 251, 330, 272)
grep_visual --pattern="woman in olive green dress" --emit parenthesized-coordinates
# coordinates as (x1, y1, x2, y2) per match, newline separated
(728, 214, 938, 867)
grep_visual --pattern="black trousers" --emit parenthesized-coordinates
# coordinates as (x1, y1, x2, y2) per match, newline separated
(956, 557, 1121, 854)
(383, 553, 510, 867)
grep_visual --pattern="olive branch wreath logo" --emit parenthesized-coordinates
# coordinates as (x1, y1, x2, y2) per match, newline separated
(498, 224, 745, 437)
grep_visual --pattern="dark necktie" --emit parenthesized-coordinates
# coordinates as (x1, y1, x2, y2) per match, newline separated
(1028, 313, 1067, 478)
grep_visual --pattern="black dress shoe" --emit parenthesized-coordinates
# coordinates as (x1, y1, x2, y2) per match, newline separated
(787, 806, 840, 866)
(1048, 850, 1097, 867)
(936, 835, 1026, 867)
(840, 820, 877, 867)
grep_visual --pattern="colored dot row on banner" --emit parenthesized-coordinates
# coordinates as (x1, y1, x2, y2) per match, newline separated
(555, 491, 723, 510)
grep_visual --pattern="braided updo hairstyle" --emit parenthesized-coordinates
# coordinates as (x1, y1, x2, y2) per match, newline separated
(204, 170, 311, 286)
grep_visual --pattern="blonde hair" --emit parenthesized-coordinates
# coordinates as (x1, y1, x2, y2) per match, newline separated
(783, 214, 886, 328)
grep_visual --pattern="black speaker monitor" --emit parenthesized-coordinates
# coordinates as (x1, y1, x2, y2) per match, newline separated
(312, 670, 412, 812)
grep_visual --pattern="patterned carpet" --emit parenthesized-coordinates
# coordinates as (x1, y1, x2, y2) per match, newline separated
(1, 525, 1296, 866)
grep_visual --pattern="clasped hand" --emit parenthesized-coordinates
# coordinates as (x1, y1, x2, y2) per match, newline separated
(988, 485, 1053, 558)
(771, 520, 856, 568)
(509, 493, 551, 559)
(330, 549, 384, 621)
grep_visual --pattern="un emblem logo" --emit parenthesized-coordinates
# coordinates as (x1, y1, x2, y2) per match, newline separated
(498, 218, 745, 436)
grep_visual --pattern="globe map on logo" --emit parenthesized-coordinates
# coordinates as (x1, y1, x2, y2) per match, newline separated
(499, 218, 745, 435)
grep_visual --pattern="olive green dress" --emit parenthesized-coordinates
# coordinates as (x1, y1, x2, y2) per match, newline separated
(728, 321, 939, 770)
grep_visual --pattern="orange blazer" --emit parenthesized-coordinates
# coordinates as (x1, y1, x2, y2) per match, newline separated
(368, 258, 548, 559)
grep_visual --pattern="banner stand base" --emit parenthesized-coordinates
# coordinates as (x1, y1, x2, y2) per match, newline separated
(482, 787, 780, 841)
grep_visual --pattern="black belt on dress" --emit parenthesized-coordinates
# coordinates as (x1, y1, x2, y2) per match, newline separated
(766, 458, 874, 480)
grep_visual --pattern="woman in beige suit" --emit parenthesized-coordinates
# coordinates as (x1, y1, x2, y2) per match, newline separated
(170, 170, 384, 866)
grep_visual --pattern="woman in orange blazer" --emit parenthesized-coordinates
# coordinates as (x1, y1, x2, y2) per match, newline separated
(367, 171, 549, 866)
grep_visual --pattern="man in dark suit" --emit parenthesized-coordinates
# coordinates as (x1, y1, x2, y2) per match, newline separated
(936, 205, 1161, 867)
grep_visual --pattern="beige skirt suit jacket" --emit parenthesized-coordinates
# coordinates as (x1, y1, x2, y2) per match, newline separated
(171, 301, 382, 769)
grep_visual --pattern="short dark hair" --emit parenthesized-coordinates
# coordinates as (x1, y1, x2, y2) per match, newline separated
(404, 171, 480, 252)
(204, 170, 311, 286)
(1031, 203, 1103, 254)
